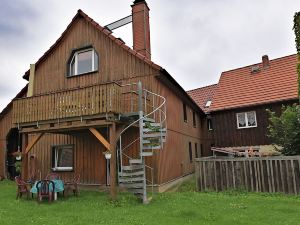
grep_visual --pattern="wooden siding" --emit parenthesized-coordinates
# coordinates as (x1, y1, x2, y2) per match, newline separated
(211, 101, 297, 147)
(27, 131, 107, 184)
(195, 156, 300, 194)
(0, 14, 207, 187)
(152, 78, 202, 184)
(0, 107, 14, 177)
(13, 82, 121, 124)
(32, 17, 159, 96)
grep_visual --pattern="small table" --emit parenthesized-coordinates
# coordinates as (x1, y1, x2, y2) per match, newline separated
(31, 179, 64, 200)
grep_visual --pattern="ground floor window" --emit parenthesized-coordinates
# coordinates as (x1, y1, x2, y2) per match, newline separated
(51, 145, 74, 171)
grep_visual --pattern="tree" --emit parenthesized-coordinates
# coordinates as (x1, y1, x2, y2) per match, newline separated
(293, 11, 300, 97)
(267, 105, 300, 155)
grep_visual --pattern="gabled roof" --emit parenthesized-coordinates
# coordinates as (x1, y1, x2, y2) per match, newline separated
(21, 9, 204, 115)
(187, 84, 217, 113)
(0, 85, 28, 119)
(23, 9, 161, 80)
(210, 54, 299, 111)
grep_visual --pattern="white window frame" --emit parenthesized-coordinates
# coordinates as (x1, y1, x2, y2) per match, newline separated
(52, 145, 73, 172)
(69, 48, 97, 76)
(236, 111, 257, 129)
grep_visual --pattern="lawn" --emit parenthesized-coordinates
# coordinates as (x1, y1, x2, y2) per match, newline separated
(0, 180, 299, 225)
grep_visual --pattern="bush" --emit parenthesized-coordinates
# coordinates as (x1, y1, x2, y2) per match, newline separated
(267, 105, 300, 155)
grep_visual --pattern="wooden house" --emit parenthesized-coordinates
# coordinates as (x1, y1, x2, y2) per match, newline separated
(188, 54, 299, 154)
(0, 0, 206, 203)
(188, 84, 217, 156)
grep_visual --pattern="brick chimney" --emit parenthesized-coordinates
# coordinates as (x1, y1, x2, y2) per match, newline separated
(262, 55, 269, 68)
(131, 0, 151, 59)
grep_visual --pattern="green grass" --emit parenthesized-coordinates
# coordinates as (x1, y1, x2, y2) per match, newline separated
(0, 180, 299, 225)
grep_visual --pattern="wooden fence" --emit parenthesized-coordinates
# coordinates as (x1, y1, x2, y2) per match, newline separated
(195, 156, 300, 194)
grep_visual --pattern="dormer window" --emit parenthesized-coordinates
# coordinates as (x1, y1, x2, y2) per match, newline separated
(68, 47, 98, 76)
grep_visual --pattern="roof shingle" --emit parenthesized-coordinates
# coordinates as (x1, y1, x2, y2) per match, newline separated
(210, 54, 298, 111)
(187, 84, 217, 113)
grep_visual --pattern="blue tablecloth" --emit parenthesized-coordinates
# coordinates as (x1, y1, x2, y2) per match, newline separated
(30, 180, 64, 193)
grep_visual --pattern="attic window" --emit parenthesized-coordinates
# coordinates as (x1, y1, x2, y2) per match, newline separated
(68, 47, 98, 76)
(205, 100, 212, 108)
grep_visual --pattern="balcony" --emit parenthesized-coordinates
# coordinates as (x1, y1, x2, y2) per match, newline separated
(13, 82, 122, 125)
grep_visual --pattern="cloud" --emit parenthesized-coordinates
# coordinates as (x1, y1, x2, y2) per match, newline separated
(0, 0, 299, 111)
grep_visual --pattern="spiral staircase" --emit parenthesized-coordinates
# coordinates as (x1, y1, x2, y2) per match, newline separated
(118, 82, 167, 204)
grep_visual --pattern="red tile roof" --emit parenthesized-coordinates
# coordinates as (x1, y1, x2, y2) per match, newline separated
(187, 84, 217, 113)
(23, 9, 161, 80)
(210, 54, 299, 111)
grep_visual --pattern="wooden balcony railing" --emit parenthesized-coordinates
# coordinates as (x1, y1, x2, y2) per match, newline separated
(13, 82, 122, 124)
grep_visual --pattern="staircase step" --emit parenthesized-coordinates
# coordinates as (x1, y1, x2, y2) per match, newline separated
(129, 159, 142, 164)
(142, 145, 161, 150)
(142, 123, 161, 127)
(120, 171, 144, 177)
(143, 133, 167, 138)
(119, 177, 144, 183)
(121, 183, 144, 188)
(142, 138, 166, 144)
(143, 117, 155, 123)
(122, 165, 144, 171)
(143, 128, 166, 133)
(141, 152, 153, 157)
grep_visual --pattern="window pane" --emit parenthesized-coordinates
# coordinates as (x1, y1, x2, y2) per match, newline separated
(77, 50, 93, 74)
(247, 112, 256, 126)
(57, 147, 73, 168)
(237, 113, 246, 127)
(70, 57, 75, 75)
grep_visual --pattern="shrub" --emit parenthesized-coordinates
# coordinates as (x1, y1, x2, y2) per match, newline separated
(267, 105, 300, 155)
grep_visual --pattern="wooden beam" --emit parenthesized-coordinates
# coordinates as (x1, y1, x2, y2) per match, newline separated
(25, 133, 44, 154)
(109, 123, 117, 201)
(21, 121, 113, 134)
(89, 128, 111, 151)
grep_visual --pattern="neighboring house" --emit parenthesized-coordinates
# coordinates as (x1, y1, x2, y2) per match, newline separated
(188, 84, 217, 155)
(0, 1, 206, 202)
(189, 54, 299, 153)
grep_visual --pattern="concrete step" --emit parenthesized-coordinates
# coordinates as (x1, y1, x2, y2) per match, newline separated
(120, 170, 144, 177)
(129, 159, 142, 164)
(141, 152, 153, 157)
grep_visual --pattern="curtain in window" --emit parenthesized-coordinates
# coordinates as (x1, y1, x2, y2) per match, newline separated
(247, 112, 256, 126)
(237, 113, 246, 127)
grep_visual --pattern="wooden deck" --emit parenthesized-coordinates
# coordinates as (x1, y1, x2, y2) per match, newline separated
(13, 82, 122, 125)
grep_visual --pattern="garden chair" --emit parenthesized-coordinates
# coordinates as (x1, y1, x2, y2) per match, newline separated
(45, 172, 60, 180)
(64, 174, 80, 197)
(15, 176, 30, 200)
(36, 180, 55, 203)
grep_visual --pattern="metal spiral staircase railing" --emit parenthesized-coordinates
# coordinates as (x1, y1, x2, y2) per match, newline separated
(117, 81, 167, 204)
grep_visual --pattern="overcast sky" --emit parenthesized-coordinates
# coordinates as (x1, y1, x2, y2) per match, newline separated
(0, 0, 299, 111)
